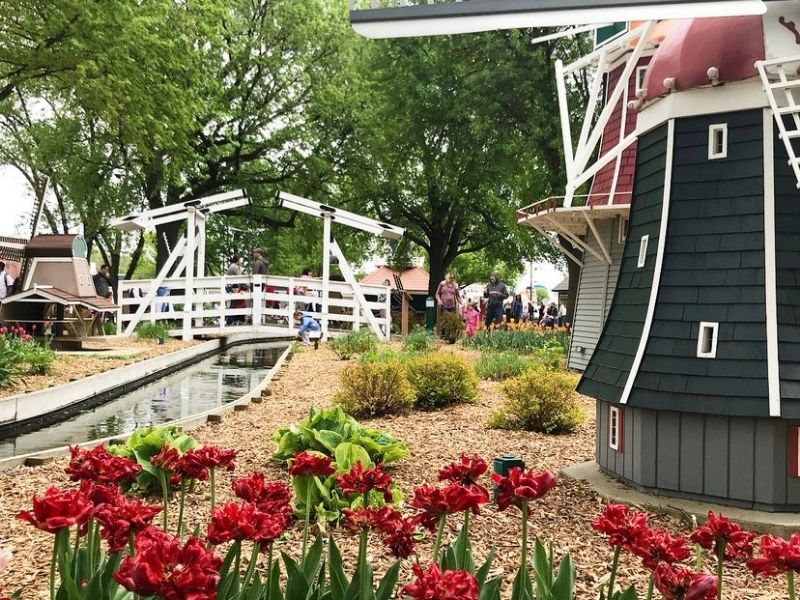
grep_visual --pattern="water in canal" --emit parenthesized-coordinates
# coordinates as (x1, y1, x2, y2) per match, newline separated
(0, 342, 286, 459)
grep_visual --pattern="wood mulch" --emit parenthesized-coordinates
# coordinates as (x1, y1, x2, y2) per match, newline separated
(0, 338, 198, 401)
(0, 344, 784, 598)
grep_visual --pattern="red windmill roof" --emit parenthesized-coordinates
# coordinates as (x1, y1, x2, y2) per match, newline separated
(360, 266, 429, 293)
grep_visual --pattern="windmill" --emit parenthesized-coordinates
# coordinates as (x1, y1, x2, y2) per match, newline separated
(348, 0, 800, 511)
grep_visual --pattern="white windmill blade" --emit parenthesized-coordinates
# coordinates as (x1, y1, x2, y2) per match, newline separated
(349, 0, 766, 39)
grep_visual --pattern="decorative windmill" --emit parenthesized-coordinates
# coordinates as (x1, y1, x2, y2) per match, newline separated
(348, 0, 800, 512)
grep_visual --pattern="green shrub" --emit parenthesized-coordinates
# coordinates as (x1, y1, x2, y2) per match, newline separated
(489, 367, 584, 433)
(407, 352, 478, 409)
(359, 348, 406, 364)
(135, 322, 169, 341)
(462, 327, 570, 355)
(328, 329, 379, 360)
(0, 340, 24, 387)
(335, 359, 415, 418)
(531, 345, 565, 370)
(440, 311, 465, 344)
(272, 406, 408, 465)
(403, 328, 438, 353)
(475, 352, 536, 381)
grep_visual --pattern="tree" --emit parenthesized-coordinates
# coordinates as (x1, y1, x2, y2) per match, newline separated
(341, 29, 589, 297)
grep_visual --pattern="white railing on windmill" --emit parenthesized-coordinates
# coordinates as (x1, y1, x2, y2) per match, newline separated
(111, 189, 403, 341)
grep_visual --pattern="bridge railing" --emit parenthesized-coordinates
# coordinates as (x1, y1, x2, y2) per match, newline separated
(116, 275, 392, 340)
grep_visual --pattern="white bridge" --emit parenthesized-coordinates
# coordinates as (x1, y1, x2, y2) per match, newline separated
(116, 274, 391, 340)
(111, 190, 402, 341)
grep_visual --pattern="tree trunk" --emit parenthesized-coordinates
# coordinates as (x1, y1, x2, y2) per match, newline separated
(427, 236, 446, 300)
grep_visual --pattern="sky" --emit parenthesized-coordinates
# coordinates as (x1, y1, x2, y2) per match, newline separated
(1, 165, 34, 237)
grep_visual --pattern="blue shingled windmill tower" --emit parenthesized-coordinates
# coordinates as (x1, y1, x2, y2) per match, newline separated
(348, 0, 800, 511)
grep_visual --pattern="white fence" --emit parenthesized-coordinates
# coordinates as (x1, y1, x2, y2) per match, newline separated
(116, 275, 392, 341)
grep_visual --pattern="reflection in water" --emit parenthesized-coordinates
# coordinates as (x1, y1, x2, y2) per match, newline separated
(0, 343, 285, 459)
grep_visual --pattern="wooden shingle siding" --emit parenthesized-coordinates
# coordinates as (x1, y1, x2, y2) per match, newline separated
(597, 402, 800, 510)
(578, 124, 668, 401)
(567, 219, 624, 371)
(774, 125, 800, 417)
(628, 109, 768, 417)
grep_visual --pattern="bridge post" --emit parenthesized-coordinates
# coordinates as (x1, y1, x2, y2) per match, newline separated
(252, 276, 264, 329)
(321, 214, 331, 340)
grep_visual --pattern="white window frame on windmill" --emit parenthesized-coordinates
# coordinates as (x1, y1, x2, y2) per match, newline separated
(635, 65, 648, 97)
(637, 235, 649, 268)
(708, 124, 728, 160)
(609, 405, 622, 451)
(697, 322, 719, 359)
(618, 216, 629, 244)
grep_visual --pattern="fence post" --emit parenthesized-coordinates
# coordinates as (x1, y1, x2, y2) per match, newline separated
(219, 278, 226, 330)
(252, 276, 263, 330)
(288, 277, 296, 334)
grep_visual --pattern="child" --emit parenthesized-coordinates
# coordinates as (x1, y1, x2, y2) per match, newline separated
(463, 300, 481, 338)
(295, 309, 321, 347)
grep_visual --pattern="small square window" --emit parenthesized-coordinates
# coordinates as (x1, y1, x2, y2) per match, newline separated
(618, 217, 629, 244)
(609, 406, 623, 451)
(635, 66, 648, 97)
(637, 235, 649, 268)
(697, 322, 719, 358)
(708, 124, 727, 160)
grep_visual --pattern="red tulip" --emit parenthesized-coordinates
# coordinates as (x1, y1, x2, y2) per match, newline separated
(288, 451, 335, 477)
(342, 506, 402, 535)
(65, 445, 142, 485)
(186, 446, 237, 471)
(79, 480, 122, 509)
(94, 497, 162, 553)
(114, 527, 221, 599)
(653, 563, 718, 600)
(17, 487, 93, 533)
(438, 454, 488, 485)
(150, 446, 182, 472)
(382, 515, 419, 559)
(592, 503, 649, 551)
(175, 449, 210, 481)
(410, 483, 484, 531)
(252, 510, 292, 551)
(402, 563, 478, 600)
(491, 467, 556, 511)
(747, 534, 800, 577)
(689, 511, 755, 560)
(632, 528, 691, 570)
(337, 462, 394, 503)
(207, 502, 259, 545)
(231, 472, 293, 515)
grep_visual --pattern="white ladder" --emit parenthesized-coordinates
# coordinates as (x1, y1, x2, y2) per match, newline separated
(757, 54, 800, 189)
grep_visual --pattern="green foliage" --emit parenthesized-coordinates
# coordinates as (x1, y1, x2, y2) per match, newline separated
(0, 332, 56, 384)
(440, 523, 501, 600)
(406, 352, 478, 409)
(475, 352, 537, 381)
(536, 287, 550, 304)
(135, 322, 169, 341)
(328, 330, 379, 360)
(0, 339, 24, 387)
(272, 406, 408, 466)
(107, 425, 199, 494)
(403, 328, 438, 354)
(439, 311, 465, 344)
(462, 327, 570, 355)
(334, 359, 415, 418)
(489, 367, 584, 434)
(21, 343, 56, 375)
(510, 539, 576, 600)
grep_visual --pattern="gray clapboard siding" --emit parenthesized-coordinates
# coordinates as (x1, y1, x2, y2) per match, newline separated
(597, 400, 800, 511)
(568, 218, 624, 371)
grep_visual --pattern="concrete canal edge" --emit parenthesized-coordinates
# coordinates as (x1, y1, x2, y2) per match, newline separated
(0, 335, 294, 470)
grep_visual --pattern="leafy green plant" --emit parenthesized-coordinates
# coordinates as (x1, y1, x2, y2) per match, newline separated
(475, 352, 536, 381)
(439, 311, 465, 344)
(334, 359, 415, 418)
(107, 425, 199, 494)
(531, 345, 565, 370)
(272, 406, 408, 465)
(135, 321, 169, 341)
(462, 327, 570, 355)
(328, 329, 378, 360)
(0, 339, 25, 387)
(489, 367, 584, 434)
(403, 327, 438, 353)
(406, 352, 478, 409)
(21, 343, 56, 375)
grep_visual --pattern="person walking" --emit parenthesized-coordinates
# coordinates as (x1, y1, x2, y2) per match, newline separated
(226, 255, 243, 277)
(510, 293, 524, 323)
(435, 272, 462, 314)
(463, 300, 481, 338)
(252, 248, 269, 276)
(0, 261, 14, 304)
(484, 272, 508, 327)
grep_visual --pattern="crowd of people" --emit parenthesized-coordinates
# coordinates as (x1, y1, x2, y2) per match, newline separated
(435, 271, 568, 338)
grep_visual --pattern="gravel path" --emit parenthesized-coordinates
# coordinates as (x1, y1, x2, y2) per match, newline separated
(0, 344, 783, 598)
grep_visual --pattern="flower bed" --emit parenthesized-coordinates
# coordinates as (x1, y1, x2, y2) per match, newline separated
(0, 345, 784, 599)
